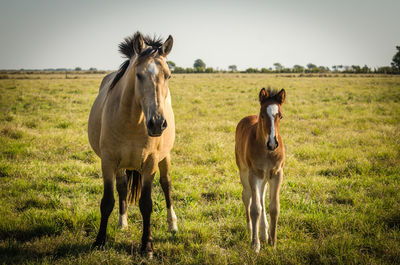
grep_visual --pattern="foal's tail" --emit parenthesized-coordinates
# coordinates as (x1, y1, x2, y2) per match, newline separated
(126, 170, 142, 204)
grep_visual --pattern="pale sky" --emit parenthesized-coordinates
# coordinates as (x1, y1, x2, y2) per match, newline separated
(0, 0, 399, 71)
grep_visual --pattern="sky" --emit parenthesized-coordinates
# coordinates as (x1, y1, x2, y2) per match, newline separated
(0, 0, 399, 71)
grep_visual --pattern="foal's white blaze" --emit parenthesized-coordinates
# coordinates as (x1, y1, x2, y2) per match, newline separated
(147, 61, 159, 76)
(266, 104, 279, 146)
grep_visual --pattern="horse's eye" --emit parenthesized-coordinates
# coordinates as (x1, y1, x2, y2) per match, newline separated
(165, 74, 171, 80)
(136, 73, 143, 81)
(279, 114, 283, 120)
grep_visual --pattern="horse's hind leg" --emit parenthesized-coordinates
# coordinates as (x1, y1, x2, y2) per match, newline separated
(116, 169, 128, 229)
(268, 169, 283, 248)
(159, 154, 178, 232)
(93, 159, 116, 248)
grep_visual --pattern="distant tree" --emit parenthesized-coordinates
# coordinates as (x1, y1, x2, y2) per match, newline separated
(293, 65, 304, 72)
(75, 67, 82, 71)
(273, 62, 283, 71)
(306, 63, 317, 70)
(193, 59, 206, 72)
(261, 68, 269, 73)
(228, 65, 237, 72)
(332, 65, 338, 72)
(173, 66, 185, 73)
(89, 67, 97, 71)
(205, 67, 214, 73)
(167, 61, 176, 70)
(246, 68, 259, 73)
(391, 46, 400, 71)
(361, 65, 370, 73)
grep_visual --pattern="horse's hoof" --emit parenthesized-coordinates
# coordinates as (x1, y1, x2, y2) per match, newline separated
(91, 240, 106, 250)
(251, 241, 260, 253)
(140, 242, 154, 259)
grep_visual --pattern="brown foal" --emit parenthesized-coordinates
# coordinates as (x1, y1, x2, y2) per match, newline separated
(235, 87, 286, 252)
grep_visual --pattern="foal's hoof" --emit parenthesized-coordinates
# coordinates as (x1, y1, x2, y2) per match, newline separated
(251, 241, 260, 253)
(168, 223, 178, 233)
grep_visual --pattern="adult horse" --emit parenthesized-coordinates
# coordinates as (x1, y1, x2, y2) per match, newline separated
(88, 32, 177, 257)
(235, 88, 286, 252)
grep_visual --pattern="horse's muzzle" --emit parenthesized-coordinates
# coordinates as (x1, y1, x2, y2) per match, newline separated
(146, 114, 167, 137)
(267, 137, 279, 151)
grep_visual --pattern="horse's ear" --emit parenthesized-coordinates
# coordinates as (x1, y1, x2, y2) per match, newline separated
(276, 89, 286, 104)
(133, 32, 146, 55)
(159, 35, 173, 56)
(259, 88, 269, 103)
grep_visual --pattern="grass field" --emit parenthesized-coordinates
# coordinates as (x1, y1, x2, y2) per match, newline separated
(1, 73, 400, 264)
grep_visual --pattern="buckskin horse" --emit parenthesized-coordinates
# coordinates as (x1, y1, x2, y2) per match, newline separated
(88, 32, 177, 257)
(235, 88, 286, 252)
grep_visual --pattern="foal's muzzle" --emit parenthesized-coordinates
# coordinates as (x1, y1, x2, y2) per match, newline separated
(267, 137, 279, 151)
(146, 114, 167, 137)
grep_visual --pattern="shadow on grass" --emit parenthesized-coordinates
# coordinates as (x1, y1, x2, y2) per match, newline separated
(0, 240, 91, 264)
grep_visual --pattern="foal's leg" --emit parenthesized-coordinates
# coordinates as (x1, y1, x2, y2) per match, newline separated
(240, 169, 252, 235)
(159, 154, 178, 232)
(268, 169, 283, 248)
(249, 170, 263, 253)
(259, 179, 269, 242)
(139, 171, 155, 257)
(116, 169, 128, 229)
(93, 159, 116, 248)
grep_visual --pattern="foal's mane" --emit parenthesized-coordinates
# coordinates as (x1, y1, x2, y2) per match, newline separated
(110, 32, 164, 90)
(260, 87, 281, 104)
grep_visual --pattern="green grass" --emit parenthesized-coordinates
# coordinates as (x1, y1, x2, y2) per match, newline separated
(1, 73, 400, 264)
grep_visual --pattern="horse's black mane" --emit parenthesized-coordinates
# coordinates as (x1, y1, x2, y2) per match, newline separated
(110, 32, 163, 90)
(118, 32, 163, 59)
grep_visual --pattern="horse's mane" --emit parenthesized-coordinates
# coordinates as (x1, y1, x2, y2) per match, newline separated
(265, 87, 280, 98)
(110, 32, 163, 90)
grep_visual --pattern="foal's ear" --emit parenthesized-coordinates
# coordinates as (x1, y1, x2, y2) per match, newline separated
(259, 88, 269, 103)
(276, 89, 286, 104)
(133, 32, 146, 55)
(159, 35, 173, 56)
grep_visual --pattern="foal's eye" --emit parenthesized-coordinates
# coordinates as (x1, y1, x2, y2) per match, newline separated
(165, 74, 171, 80)
(279, 114, 283, 119)
(136, 73, 143, 81)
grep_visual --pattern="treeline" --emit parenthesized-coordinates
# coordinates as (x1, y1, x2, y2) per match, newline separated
(169, 46, 400, 74)
(169, 61, 399, 74)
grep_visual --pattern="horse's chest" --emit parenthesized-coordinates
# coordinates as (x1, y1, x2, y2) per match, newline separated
(118, 140, 164, 171)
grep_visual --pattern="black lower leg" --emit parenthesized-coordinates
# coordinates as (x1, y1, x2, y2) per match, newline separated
(139, 184, 153, 254)
(117, 173, 128, 216)
(93, 184, 115, 247)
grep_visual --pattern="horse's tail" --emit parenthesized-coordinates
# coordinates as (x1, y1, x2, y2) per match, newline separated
(126, 170, 142, 204)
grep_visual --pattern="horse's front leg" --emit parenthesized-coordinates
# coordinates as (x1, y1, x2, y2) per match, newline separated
(139, 166, 156, 258)
(93, 158, 116, 248)
(249, 169, 263, 253)
(268, 169, 283, 248)
(159, 154, 178, 232)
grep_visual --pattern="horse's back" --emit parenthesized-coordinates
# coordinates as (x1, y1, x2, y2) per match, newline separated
(88, 71, 117, 156)
(235, 115, 258, 170)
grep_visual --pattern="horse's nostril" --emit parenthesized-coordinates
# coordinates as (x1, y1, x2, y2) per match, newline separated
(161, 119, 167, 130)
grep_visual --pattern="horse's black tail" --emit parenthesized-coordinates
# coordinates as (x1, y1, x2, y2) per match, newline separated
(126, 170, 142, 204)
